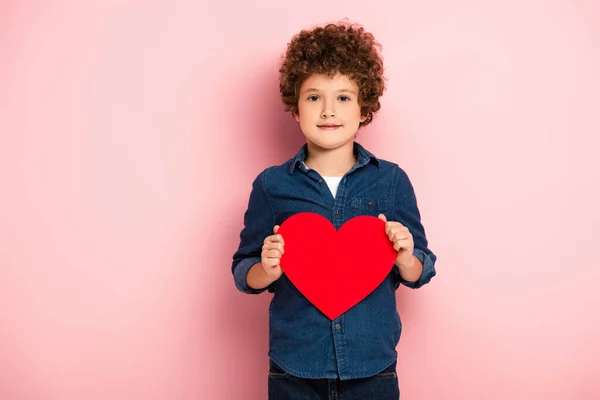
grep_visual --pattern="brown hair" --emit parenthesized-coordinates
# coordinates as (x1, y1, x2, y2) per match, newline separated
(279, 21, 386, 127)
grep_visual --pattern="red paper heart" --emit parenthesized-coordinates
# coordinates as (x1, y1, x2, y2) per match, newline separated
(277, 212, 398, 320)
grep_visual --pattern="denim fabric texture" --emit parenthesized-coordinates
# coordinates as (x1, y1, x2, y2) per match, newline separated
(232, 142, 437, 380)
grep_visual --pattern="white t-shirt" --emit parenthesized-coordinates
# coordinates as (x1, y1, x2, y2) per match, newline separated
(322, 176, 343, 199)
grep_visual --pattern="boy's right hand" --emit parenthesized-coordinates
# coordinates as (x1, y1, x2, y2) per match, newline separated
(261, 225, 285, 282)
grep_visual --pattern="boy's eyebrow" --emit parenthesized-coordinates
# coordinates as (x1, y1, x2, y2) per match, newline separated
(302, 88, 357, 95)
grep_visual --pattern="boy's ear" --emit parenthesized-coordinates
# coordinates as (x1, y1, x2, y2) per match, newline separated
(293, 112, 300, 122)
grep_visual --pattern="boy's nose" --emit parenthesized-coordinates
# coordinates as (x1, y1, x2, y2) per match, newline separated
(321, 100, 336, 118)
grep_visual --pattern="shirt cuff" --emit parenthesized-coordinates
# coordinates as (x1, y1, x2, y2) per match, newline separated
(397, 248, 437, 289)
(233, 257, 273, 294)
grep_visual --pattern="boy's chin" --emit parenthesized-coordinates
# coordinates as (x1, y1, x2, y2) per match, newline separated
(306, 139, 354, 151)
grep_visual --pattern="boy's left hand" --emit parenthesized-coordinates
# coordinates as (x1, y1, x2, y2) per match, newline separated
(378, 214, 414, 268)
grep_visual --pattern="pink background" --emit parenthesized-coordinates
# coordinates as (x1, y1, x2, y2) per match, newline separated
(1, 1, 599, 399)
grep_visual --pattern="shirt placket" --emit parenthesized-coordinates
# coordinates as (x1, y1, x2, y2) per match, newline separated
(330, 173, 350, 378)
(305, 164, 358, 379)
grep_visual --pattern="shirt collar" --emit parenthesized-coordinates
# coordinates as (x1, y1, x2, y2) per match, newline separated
(289, 142, 380, 174)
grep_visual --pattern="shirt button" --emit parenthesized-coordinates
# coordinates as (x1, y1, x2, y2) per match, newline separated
(335, 323, 341, 330)
(318, 179, 323, 183)
(367, 200, 373, 206)
(335, 210, 340, 216)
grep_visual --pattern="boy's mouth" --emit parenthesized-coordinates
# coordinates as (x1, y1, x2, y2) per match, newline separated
(318, 124, 342, 130)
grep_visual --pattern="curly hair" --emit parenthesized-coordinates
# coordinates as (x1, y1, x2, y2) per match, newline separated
(279, 21, 386, 127)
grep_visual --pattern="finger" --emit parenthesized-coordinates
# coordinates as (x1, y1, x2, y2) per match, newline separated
(275, 234, 284, 246)
(389, 225, 409, 237)
(267, 249, 283, 258)
(386, 221, 403, 230)
(378, 214, 387, 223)
(264, 236, 277, 245)
(273, 225, 280, 234)
(392, 231, 410, 242)
(263, 260, 280, 269)
(386, 220, 405, 231)
(266, 264, 281, 273)
(384, 220, 401, 235)
(263, 249, 283, 259)
(388, 227, 402, 242)
(386, 221, 402, 228)
(393, 239, 413, 251)
(265, 242, 284, 254)
(265, 234, 284, 244)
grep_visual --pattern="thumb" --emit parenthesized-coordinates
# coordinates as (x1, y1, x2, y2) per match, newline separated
(378, 214, 387, 222)
(273, 225, 280, 234)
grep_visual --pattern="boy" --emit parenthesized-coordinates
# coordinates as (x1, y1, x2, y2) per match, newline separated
(232, 21, 437, 400)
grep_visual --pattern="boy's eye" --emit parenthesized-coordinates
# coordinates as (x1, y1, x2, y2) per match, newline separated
(306, 95, 352, 102)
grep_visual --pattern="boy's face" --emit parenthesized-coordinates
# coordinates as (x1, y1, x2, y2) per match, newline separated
(294, 73, 367, 152)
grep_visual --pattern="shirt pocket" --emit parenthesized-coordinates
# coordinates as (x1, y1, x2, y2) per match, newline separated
(350, 197, 390, 217)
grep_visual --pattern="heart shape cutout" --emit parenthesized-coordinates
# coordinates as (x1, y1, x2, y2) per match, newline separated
(278, 212, 397, 320)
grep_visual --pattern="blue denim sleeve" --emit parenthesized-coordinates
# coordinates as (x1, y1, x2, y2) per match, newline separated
(391, 166, 437, 289)
(232, 170, 276, 294)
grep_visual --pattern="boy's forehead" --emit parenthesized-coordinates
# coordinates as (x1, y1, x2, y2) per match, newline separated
(301, 73, 358, 92)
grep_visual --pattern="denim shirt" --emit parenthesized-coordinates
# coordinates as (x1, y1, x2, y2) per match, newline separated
(232, 142, 437, 380)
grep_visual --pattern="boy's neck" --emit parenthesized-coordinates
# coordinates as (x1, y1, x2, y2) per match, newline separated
(304, 141, 357, 177)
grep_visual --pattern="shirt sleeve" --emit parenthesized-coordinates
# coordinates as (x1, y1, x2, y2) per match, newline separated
(390, 166, 437, 290)
(232, 170, 277, 294)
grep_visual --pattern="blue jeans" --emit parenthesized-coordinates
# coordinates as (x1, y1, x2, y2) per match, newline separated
(268, 359, 400, 400)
